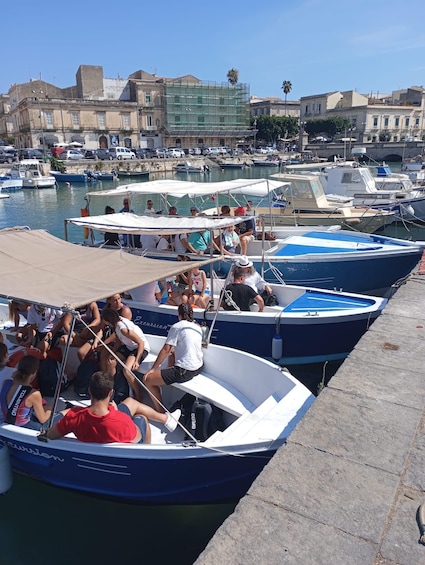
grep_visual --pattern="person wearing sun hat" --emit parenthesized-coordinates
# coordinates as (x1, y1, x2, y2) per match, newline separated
(234, 206, 256, 255)
(231, 256, 273, 297)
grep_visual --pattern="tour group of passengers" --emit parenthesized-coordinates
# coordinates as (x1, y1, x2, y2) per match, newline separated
(0, 198, 274, 446)
(104, 197, 258, 257)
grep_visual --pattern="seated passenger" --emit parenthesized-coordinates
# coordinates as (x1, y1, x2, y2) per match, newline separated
(8, 300, 31, 332)
(144, 304, 203, 413)
(125, 280, 167, 305)
(100, 308, 150, 401)
(187, 265, 210, 309)
(0, 355, 63, 430)
(56, 302, 101, 348)
(221, 266, 264, 312)
(230, 256, 273, 297)
(234, 206, 256, 255)
(214, 224, 240, 255)
(45, 371, 182, 443)
(22, 305, 63, 357)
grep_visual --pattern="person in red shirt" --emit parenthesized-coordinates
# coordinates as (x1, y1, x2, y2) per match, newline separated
(45, 371, 181, 443)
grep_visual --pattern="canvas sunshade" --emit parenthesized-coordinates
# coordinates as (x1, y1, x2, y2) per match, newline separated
(0, 229, 216, 311)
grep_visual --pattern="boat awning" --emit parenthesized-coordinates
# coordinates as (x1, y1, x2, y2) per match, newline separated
(42, 134, 59, 144)
(65, 213, 244, 235)
(70, 135, 85, 144)
(85, 178, 285, 200)
(0, 229, 217, 311)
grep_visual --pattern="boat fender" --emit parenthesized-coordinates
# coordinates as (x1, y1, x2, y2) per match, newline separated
(418, 503, 425, 545)
(272, 334, 283, 361)
(0, 444, 13, 495)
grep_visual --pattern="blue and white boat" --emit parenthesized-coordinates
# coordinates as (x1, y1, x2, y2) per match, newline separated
(0, 176, 23, 191)
(64, 213, 387, 364)
(51, 171, 89, 183)
(0, 228, 314, 504)
(66, 210, 425, 297)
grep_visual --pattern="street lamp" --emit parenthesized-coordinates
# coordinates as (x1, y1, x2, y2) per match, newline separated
(32, 90, 45, 150)
(253, 118, 257, 153)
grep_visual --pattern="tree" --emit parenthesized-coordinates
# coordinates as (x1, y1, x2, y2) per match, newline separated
(227, 68, 239, 86)
(281, 80, 292, 115)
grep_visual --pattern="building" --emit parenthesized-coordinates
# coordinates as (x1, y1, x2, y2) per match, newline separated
(0, 65, 252, 151)
(250, 95, 300, 119)
(300, 87, 425, 143)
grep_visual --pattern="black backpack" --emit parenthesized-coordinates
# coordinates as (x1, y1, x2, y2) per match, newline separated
(38, 358, 66, 397)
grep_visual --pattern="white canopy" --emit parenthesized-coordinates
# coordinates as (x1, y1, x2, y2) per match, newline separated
(0, 229, 215, 311)
(65, 213, 244, 236)
(85, 178, 285, 200)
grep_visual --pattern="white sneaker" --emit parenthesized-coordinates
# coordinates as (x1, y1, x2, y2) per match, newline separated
(165, 409, 181, 432)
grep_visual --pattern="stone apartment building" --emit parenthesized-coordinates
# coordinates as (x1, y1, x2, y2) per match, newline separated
(0, 65, 252, 151)
(300, 86, 425, 143)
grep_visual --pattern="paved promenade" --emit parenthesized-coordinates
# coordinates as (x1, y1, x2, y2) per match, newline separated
(196, 269, 425, 564)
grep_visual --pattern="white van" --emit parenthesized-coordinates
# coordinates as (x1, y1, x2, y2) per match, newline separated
(109, 147, 136, 160)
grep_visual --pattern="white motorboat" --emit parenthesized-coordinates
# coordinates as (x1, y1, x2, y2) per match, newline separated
(9, 159, 56, 189)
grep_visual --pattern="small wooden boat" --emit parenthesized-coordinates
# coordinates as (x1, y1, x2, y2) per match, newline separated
(115, 170, 150, 179)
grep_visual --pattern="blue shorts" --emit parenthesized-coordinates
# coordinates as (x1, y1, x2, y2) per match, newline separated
(117, 403, 147, 443)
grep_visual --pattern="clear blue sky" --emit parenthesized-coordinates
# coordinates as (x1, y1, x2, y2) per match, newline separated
(3, 0, 424, 100)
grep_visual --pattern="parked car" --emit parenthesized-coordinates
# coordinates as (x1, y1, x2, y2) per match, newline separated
(0, 149, 17, 163)
(84, 149, 97, 159)
(108, 147, 136, 160)
(18, 148, 45, 161)
(154, 148, 168, 158)
(60, 149, 84, 160)
(167, 148, 185, 158)
(94, 148, 114, 160)
(133, 148, 156, 159)
(188, 147, 202, 155)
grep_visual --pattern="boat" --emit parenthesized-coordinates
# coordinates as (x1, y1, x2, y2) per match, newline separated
(263, 171, 397, 233)
(0, 176, 23, 191)
(173, 161, 204, 174)
(319, 162, 425, 221)
(115, 169, 150, 179)
(252, 158, 280, 167)
(400, 156, 425, 184)
(51, 171, 89, 183)
(9, 160, 57, 189)
(0, 192, 10, 199)
(79, 180, 422, 295)
(219, 162, 248, 169)
(64, 213, 387, 365)
(0, 228, 314, 504)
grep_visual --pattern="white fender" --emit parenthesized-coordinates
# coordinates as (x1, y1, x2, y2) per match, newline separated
(272, 334, 283, 361)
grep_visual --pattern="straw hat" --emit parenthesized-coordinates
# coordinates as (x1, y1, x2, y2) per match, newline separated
(235, 256, 253, 268)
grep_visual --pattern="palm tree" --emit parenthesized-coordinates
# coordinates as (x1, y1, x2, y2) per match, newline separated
(227, 69, 239, 86)
(281, 80, 292, 116)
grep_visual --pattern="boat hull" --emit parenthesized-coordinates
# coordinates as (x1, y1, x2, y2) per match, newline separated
(122, 287, 386, 365)
(0, 429, 275, 504)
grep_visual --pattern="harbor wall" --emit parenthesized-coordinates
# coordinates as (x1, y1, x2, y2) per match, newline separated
(195, 264, 425, 564)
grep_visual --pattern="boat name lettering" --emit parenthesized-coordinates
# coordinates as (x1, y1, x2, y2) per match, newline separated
(5, 440, 64, 462)
(136, 320, 169, 331)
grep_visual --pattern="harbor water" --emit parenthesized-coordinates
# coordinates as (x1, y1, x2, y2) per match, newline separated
(1, 164, 425, 564)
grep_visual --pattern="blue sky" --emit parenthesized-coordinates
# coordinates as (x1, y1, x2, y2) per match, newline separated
(3, 0, 424, 100)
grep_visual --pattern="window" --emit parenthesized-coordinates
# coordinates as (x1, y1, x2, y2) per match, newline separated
(197, 96, 202, 105)
(145, 92, 151, 104)
(219, 97, 225, 106)
(219, 116, 225, 124)
(174, 95, 180, 103)
(405, 118, 410, 127)
(317, 103, 321, 113)
(415, 117, 420, 126)
(373, 117, 378, 127)
(198, 116, 205, 125)
(395, 117, 400, 127)
(146, 115, 153, 128)
(97, 112, 106, 129)
(44, 111, 54, 128)
(71, 112, 80, 128)
(384, 117, 389, 127)
(175, 115, 181, 123)
(122, 113, 130, 129)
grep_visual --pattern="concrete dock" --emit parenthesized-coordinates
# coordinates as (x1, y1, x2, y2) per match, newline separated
(196, 269, 425, 564)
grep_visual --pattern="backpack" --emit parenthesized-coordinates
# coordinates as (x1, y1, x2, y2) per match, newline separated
(38, 357, 67, 397)
(73, 358, 99, 397)
(170, 394, 225, 441)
